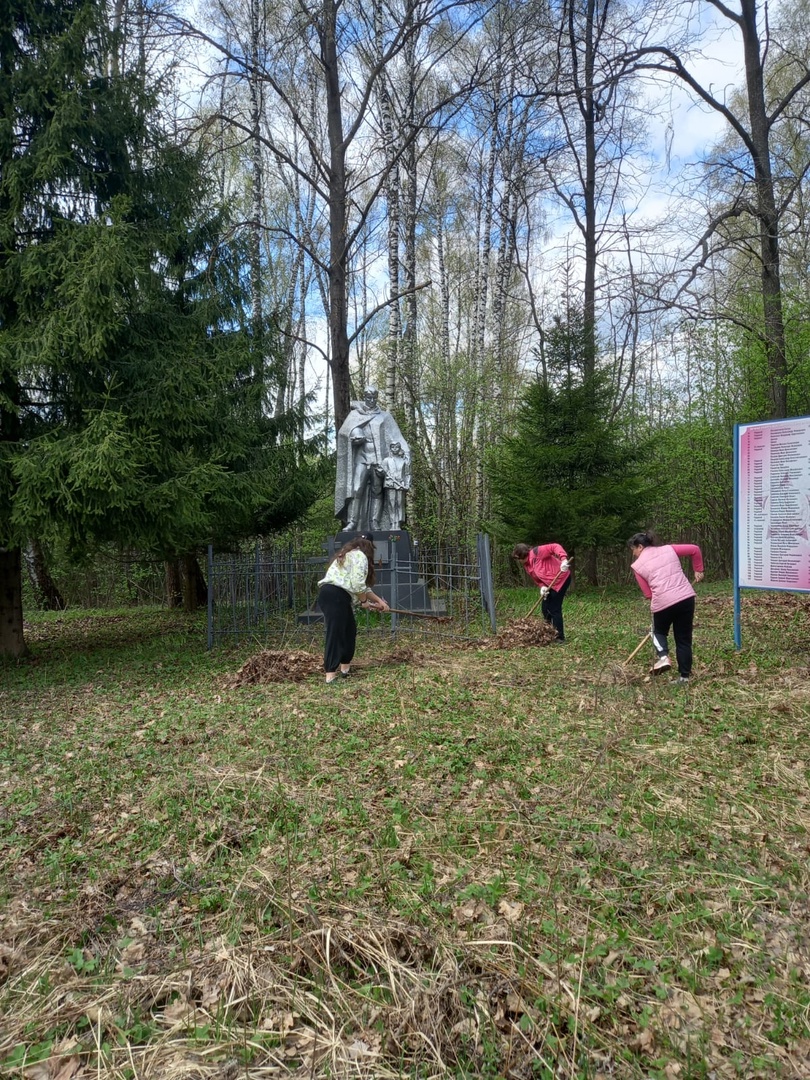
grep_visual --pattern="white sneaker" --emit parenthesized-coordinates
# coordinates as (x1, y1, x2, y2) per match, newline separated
(652, 656, 672, 674)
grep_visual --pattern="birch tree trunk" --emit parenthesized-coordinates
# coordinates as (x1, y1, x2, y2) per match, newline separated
(578, 0, 598, 381)
(474, 90, 499, 522)
(248, 0, 266, 407)
(24, 539, 66, 611)
(401, 31, 418, 430)
(374, 0, 402, 407)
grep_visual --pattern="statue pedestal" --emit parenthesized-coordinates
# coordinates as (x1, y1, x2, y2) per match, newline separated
(299, 530, 446, 623)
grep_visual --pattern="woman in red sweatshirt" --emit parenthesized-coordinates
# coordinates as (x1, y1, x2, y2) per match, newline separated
(512, 542, 571, 642)
(628, 531, 704, 683)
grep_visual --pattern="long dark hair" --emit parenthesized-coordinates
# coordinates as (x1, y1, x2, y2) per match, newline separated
(329, 536, 376, 585)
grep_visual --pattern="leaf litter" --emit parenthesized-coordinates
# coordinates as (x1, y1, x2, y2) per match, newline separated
(474, 616, 560, 649)
(222, 649, 322, 686)
(2, 587, 810, 1078)
(217, 612, 556, 694)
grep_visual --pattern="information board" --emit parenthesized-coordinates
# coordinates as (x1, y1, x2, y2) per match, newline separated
(734, 415, 810, 645)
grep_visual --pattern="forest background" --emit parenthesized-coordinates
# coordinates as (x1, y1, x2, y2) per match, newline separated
(4, 0, 810, 657)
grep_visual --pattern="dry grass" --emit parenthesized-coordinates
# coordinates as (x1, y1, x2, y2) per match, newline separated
(2, 586, 810, 1078)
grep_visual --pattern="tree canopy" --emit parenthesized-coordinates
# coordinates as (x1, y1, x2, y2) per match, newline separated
(0, 0, 322, 656)
(488, 311, 650, 581)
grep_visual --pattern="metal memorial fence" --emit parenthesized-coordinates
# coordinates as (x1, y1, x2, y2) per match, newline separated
(206, 535, 496, 648)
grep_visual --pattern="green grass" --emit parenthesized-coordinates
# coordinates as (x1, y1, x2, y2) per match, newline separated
(1, 584, 809, 1078)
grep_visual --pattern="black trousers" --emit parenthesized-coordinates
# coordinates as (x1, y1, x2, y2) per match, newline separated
(652, 595, 695, 677)
(318, 584, 357, 672)
(541, 575, 571, 640)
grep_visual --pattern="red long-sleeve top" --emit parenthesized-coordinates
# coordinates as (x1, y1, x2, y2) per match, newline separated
(525, 543, 570, 590)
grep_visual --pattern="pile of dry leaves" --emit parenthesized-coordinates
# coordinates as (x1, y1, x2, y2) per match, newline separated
(222, 649, 322, 686)
(478, 617, 559, 649)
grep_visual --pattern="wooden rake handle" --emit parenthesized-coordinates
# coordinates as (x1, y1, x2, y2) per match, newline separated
(383, 607, 451, 622)
(526, 594, 544, 618)
(623, 632, 651, 666)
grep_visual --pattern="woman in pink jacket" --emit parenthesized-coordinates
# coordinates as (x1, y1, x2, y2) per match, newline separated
(628, 532, 704, 683)
(512, 542, 571, 642)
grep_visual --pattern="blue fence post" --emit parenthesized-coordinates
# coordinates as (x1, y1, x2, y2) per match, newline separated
(733, 423, 742, 649)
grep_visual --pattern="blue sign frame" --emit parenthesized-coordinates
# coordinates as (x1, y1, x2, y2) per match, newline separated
(733, 416, 810, 648)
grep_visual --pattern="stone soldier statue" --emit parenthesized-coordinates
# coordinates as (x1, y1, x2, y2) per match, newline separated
(381, 441, 410, 529)
(335, 387, 409, 533)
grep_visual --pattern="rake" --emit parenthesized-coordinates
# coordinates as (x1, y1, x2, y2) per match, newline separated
(368, 605, 451, 622)
(621, 631, 652, 667)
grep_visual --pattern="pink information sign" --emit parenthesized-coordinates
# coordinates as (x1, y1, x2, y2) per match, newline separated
(736, 417, 810, 591)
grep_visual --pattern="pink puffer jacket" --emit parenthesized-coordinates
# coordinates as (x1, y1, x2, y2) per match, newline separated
(632, 544, 703, 612)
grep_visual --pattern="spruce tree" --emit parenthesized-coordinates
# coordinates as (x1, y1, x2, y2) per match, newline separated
(0, 1, 321, 655)
(488, 310, 649, 585)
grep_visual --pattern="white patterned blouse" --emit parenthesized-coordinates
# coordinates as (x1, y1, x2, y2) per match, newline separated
(318, 549, 370, 602)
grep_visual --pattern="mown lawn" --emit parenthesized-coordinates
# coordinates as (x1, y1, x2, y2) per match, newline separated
(1, 584, 809, 1079)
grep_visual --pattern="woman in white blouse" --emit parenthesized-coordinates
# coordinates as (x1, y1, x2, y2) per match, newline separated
(317, 536, 389, 682)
